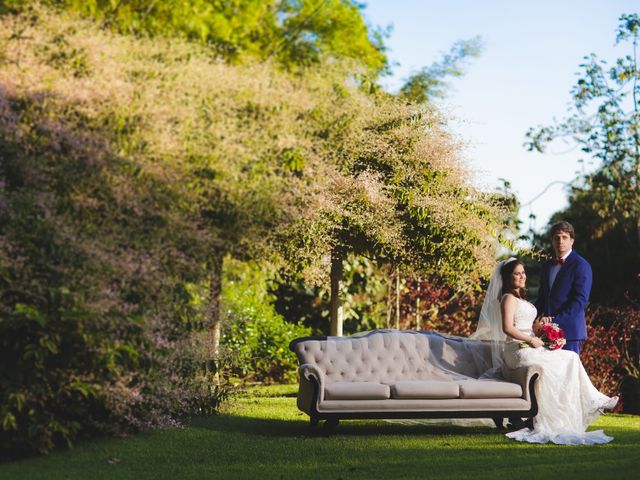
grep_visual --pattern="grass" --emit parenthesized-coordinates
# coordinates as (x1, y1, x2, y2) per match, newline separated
(1, 384, 639, 480)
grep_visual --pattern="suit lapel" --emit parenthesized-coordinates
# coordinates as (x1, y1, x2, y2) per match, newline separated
(542, 260, 552, 292)
(540, 260, 553, 301)
(550, 251, 576, 293)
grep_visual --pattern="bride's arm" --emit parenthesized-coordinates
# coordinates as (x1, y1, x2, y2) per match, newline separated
(501, 295, 545, 348)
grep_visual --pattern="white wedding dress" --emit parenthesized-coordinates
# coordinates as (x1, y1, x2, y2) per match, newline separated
(502, 296, 616, 445)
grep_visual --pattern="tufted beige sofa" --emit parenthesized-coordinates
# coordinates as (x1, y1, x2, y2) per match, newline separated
(289, 330, 541, 429)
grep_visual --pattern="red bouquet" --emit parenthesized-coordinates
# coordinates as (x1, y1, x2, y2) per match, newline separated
(520, 323, 566, 350)
(538, 323, 567, 350)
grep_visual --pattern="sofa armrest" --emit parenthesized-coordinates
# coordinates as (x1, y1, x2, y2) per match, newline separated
(297, 363, 325, 415)
(504, 365, 542, 403)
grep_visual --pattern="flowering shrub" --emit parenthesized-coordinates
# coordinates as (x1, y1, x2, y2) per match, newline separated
(402, 276, 484, 337)
(581, 306, 640, 413)
(0, 8, 230, 453)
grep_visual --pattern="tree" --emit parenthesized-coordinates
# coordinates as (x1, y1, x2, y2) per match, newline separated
(278, 95, 507, 335)
(526, 13, 640, 303)
(399, 37, 483, 103)
(274, 0, 388, 73)
(23, 0, 388, 74)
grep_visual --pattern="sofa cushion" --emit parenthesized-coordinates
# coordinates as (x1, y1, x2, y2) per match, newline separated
(458, 380, 522, 398)
(318, 397, 531, 412)
(391, 381, 460, 399)
(324, 382, 390, 400)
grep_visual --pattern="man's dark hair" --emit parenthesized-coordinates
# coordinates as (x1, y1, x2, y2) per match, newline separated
(550, 221, 575, 239)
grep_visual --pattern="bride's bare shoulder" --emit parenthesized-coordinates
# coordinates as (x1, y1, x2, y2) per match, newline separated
(500, 293, 517, 304)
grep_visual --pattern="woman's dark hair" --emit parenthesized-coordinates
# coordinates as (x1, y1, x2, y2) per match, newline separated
(500, 258, 526, 299)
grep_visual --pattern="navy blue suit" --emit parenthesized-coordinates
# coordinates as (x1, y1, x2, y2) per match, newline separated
(535, 251, 592, 354)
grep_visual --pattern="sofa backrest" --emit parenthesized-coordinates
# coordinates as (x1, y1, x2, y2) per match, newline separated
(291, 330, 493, 384)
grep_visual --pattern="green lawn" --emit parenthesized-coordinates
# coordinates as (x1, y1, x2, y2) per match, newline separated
(2, 385, 639, 480)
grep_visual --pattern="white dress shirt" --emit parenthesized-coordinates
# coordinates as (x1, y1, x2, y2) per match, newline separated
(549, 250, 572, 289)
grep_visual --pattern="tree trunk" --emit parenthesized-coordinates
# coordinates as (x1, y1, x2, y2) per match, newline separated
(415, 276, 421, 330)
(395, 266, 400, 330)
(208, 254, 224, 358)
(386, 269, 393, 328)
(329, 251, 344, 336)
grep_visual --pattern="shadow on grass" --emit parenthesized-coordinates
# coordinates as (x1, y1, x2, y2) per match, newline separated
(236, 384, 299, 398)
(1, 411, 637, 480)
(188, 412, 501, 439)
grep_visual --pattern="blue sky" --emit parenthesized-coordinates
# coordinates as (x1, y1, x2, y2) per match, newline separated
(363, 0, 639, 234)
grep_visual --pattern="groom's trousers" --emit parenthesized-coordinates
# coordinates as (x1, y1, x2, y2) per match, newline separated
(563, 340, 583, 355)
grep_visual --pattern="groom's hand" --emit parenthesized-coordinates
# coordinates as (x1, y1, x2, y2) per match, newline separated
(540, 316, 553, 325)
(533, 318, 542, 333)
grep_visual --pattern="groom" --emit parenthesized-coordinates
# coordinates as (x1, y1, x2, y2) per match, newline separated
(535, 221, 592, 354)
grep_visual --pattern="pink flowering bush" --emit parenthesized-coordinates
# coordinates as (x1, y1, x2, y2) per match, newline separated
(402, 276, 484, 337)
(0, 13, 222, 453)
(0, 90, 221, 453)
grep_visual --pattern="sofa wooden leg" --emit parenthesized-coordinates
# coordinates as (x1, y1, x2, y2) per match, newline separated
(492, 417, 504, 430)
(506, 417, 528, 431)
(309, 416, 320, 427)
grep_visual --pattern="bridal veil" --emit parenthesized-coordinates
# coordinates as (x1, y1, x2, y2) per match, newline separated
(469, 257, 517, 378)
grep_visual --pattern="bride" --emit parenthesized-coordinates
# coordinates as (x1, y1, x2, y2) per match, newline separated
(472, 257, 618, 445)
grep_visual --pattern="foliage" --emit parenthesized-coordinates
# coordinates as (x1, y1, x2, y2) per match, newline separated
(277, 92, 508, 293)
(0, 15, 233, 453)
(525, 13, 640, 413)
(0, 2, 509, 454)
(0, 292, 122, 453)
(272, 256, 486, 338)
(400, 276, 484, 337)
(581, 305, 640, 413)
(221, 260, 311, 383)
(5, 0, 387, 74)
(526, 13, 640, 303)
(399, 36, 483, 103)
(0, 3, 453, 452)
(0, 4, 311, 453)
(275, 0, 387, 73)
(272, 255, 390, 335)
(273, 175, 520, 338)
